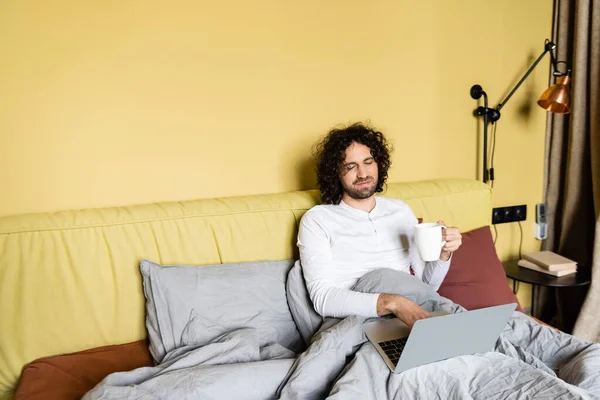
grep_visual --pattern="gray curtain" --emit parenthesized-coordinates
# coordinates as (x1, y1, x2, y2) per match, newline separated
(538, 0, 600, 340)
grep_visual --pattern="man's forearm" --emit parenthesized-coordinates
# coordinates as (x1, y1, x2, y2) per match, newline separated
(310, 284, 380, 318)
(421, 257, 451, 291)
(377, 293, 399, 316)
(376, 293, 431, 329)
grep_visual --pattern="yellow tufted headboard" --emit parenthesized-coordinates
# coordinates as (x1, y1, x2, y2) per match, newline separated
(0, 178, 491, 398)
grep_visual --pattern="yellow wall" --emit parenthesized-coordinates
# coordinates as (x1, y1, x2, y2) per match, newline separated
(0, 0, 552, 307)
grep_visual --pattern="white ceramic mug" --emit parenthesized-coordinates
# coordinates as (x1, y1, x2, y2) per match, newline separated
(414, 222, 447, 261)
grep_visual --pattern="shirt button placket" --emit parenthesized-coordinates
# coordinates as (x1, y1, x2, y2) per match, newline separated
(369, 216, 378, 249)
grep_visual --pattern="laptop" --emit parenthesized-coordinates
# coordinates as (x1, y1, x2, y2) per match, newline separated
(362, 303, 517, 373)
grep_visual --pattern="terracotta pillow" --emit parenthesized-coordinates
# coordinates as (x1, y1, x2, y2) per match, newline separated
(438, 225, 522, 311)
(15, 340, 153, 400)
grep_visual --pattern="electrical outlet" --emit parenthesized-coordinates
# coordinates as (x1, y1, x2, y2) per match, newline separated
(492, 205, 527, 224)
(514, 205, 527, 221)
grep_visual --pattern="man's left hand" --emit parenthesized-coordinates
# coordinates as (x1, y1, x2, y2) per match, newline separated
(438, 220, 462, 261)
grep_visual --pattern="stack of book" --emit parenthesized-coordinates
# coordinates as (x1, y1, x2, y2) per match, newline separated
(519, 251, 577, 277)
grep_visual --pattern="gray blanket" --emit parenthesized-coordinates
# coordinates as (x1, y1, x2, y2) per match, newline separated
(84, 268, 600, 399)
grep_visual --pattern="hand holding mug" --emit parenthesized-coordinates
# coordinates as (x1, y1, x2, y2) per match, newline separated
(438, 220, 462, 260)
(414, 220, 462, 261)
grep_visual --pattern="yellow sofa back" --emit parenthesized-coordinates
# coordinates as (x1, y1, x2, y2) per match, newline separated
(0, 178, 491, 398)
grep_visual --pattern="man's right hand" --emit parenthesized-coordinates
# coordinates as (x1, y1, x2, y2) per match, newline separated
(376, 293, 430, 329)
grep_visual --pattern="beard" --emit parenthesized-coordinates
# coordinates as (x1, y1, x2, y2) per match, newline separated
(342, 177, 378, 200)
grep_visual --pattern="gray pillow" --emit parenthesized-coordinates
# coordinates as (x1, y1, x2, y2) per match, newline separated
(352, 268, 442, 307)
(286, 261, 323, 346)
(141, 259, 304, 364)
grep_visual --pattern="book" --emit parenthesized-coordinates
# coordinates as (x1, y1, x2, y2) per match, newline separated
(522, 251, 577, 272)
(518, 259, 577, 277)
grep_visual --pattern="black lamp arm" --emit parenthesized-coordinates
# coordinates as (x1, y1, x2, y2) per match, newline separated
(471, 39, 558, 184)
(496, 41, 556, 112)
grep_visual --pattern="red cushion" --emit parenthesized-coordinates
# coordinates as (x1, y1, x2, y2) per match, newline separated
(15, 340, 153, 400)
(438, 225, 522, 311)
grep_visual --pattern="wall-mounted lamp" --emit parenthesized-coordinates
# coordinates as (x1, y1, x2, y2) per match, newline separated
(470, 39, 571, 183)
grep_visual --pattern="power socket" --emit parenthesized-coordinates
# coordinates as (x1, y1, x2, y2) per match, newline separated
(492, 205, 527, 224)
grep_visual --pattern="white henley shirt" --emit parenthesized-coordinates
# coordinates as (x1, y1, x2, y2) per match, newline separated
(297, 196, 451, 318)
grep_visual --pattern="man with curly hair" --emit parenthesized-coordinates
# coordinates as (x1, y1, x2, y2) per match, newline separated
(297, 122, 463, 328)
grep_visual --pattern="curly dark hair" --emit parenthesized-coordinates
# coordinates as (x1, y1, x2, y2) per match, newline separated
(314, 122, 392, 205)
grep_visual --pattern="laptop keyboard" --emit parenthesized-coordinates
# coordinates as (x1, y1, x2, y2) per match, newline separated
(378, 338, 408, 366)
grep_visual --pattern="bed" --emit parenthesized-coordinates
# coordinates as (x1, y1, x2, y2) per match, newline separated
(1, 178, 598, 399)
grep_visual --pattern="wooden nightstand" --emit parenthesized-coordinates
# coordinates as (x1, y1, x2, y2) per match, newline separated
(503, 260, 591, 316)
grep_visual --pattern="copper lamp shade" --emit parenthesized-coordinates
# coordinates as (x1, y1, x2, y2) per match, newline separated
(538, 75, 571, 114)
